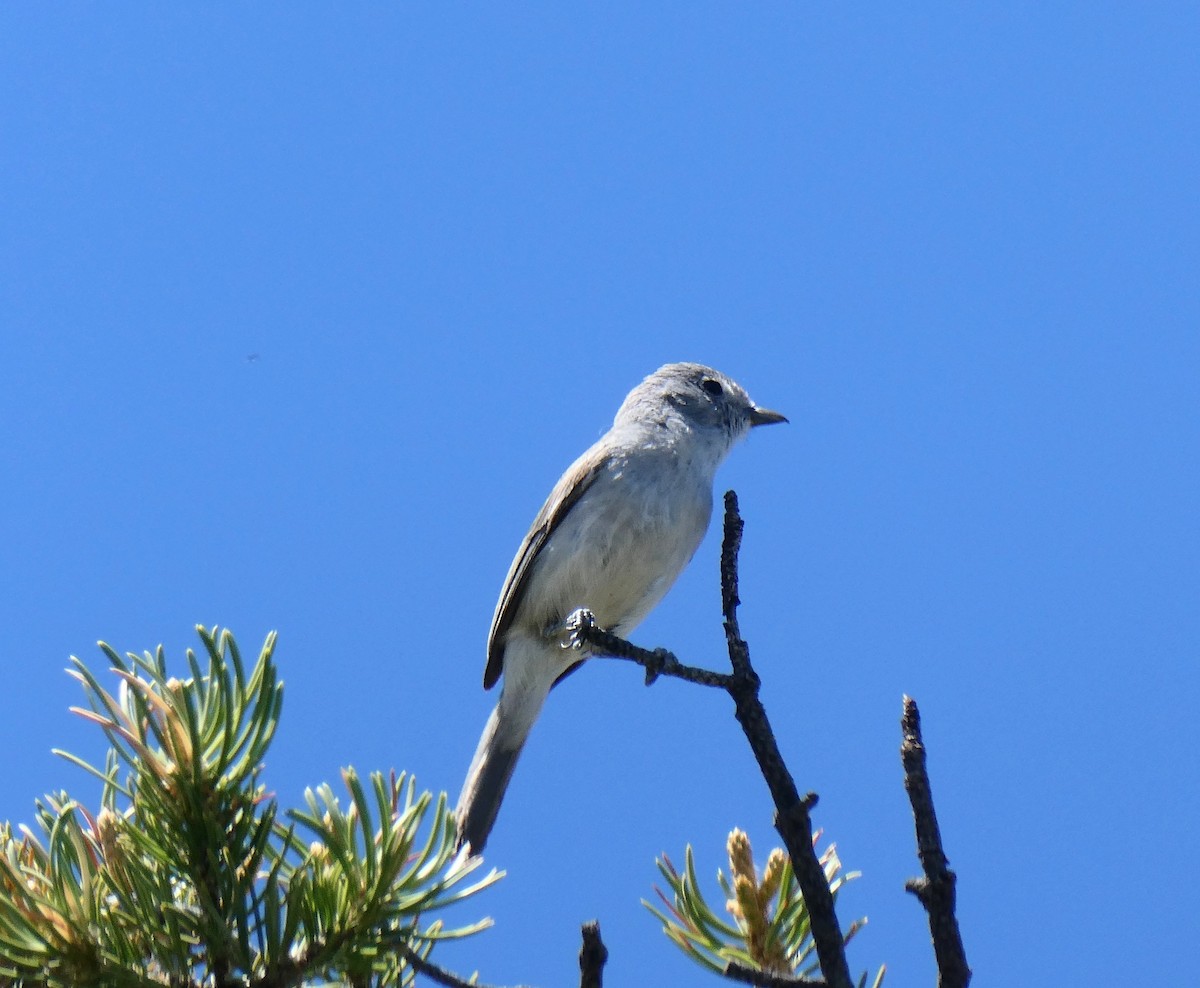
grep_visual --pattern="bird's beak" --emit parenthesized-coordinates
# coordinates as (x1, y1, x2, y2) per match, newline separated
(749, 406, 788, 427)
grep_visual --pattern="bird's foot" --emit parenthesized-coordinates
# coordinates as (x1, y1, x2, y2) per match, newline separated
(643, 647, 675, 685)
(562, 608, 599, 650)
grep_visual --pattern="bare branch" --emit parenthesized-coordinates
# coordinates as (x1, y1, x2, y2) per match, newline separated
(724, 960, 825, 987)
(578, 491, 855, 988)
(568, 610, 731, 688)
(578, 921, 607, 988)
(718, 491, 853, 988)
(395, 941, 528, 988)
(901, 696, 971, 988)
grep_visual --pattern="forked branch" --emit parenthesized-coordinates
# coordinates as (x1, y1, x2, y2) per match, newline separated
(573, 492, 970, 988)
(574, 492, 854, 988)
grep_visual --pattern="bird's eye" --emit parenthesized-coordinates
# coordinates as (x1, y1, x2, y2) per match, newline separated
(701, 378, 724, 397)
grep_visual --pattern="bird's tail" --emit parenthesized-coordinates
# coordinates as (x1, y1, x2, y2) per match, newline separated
(454, 702, 535, 854)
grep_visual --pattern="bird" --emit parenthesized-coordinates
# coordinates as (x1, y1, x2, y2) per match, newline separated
(454, 362, 786, 853)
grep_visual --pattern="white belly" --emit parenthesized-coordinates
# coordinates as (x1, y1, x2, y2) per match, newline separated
(517, 455, 713, 638)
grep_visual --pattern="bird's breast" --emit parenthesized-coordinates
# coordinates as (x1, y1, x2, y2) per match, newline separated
(515, 454, 713, 638)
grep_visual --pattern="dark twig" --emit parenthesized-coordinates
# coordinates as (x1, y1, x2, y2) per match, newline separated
(718, 491, 853, 988)
(577, 491, 854, 988)
(566, 610, 731, 688)
(901, 696, 971, 988)
(578, 921, 607, 988)
(395, 941, 521, 988)
(724, 960, 824, 987)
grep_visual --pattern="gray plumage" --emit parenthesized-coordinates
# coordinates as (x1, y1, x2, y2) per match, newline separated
(455, 362, 785, 853)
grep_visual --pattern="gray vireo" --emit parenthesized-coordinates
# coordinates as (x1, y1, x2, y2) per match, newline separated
(455, 362, 786, 853)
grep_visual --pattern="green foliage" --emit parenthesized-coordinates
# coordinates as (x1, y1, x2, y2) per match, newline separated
(645, 829, 885, 988)
(0, 626, 499, 988)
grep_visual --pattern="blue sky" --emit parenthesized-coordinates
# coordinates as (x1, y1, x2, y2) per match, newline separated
(2, 4, 1197, 985)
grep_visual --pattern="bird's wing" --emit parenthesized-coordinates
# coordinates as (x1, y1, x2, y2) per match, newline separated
(483, 451, 605, 689)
